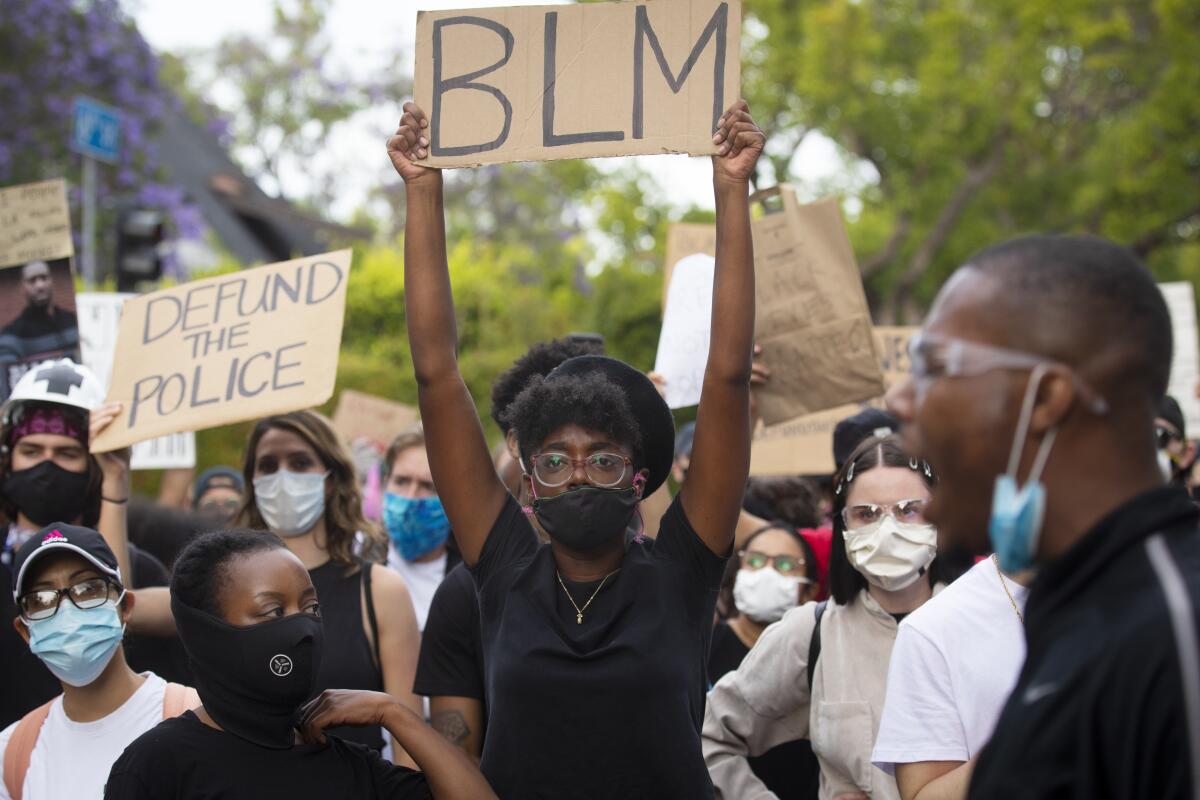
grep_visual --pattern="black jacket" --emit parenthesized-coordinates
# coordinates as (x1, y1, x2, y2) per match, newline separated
(970, 487, 1200, 799)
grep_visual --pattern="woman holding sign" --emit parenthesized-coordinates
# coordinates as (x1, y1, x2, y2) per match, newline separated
(388, 100, 763, 798)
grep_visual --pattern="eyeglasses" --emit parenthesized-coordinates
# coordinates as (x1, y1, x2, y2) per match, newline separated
(18, 578, 123, 621)
(1156, 424, 1184, 450)
(199, 497, 242, 514)
(531, 452, 632, 488)
(908, 333, 1109, 414)
(741, 550, 808, 576)
(841, 498, 928, 530)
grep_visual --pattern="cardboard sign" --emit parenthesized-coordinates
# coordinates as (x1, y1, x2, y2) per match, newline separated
(654, 254, 715, 408)
(750, 326, 917, 477)
(751, 188, 884, 425)
(0, 179, 74, 270)
(1160, 282, 1200, 435)
(76, 293, 196, 469)
(91, 250, 352, 453)
(413, 0, 741, 167)
(331, 389, 420, 454)
(662, 223, 717, 308)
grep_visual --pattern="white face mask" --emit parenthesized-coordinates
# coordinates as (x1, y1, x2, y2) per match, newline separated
(733, 567, 809, 624)
(253, 470, 329, 537)
(843, 516, 937, 591)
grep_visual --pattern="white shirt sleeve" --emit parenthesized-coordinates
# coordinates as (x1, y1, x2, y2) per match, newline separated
(871, 621, 969, 774)
(0, 720, 18, 800)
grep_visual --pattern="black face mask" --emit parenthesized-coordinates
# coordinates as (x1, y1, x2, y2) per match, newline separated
(532, 485, 641, 553)
(172, 596, 324, 749)
(3, 460, 90, 526)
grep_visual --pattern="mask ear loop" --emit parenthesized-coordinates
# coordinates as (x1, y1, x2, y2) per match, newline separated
(1006, 363, 1058, 486)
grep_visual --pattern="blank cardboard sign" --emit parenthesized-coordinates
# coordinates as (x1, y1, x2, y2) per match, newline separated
(413, 0, 742, 167)
(91, 250, 352, 453)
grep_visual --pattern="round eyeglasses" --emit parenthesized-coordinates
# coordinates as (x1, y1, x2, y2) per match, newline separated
(531, 452, 631, 488)
(18, 577, 123, 621)
(841, 498, 928, 530)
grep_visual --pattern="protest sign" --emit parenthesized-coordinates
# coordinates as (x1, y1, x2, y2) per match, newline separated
(91, 250, 352, 453)
(332, 389, 420, 455)
(1160, 282, 1200, 434)
(0, 179, 74, 269)
(750, 188, 884, 425)
(654, 254, 715, 408)
(413, 0, 741, 167)
(750, 326, 916, 476)
(77, 293, 196, 469)
(0, 257, 81, 402)
(662, 223, 717, 308)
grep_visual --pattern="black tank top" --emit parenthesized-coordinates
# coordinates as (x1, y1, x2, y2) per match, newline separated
(309, 559, 385, 750)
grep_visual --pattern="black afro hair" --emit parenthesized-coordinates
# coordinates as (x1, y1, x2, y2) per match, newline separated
(502, 370, 645, 470)
(170, 529, 286, 618)
(490, 336, 606, 432)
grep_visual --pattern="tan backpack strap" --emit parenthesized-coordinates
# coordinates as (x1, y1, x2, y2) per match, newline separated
(161, 683, 201, 720)
(3, 700, 55, 800)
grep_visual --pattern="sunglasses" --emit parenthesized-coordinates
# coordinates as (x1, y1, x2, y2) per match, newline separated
(1156, 425, 1183, 450)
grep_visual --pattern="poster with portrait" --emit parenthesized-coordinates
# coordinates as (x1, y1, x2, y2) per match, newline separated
(0, 257, 82, 401)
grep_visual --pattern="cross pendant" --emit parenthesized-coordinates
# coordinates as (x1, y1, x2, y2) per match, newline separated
(576, 612, 583, 624)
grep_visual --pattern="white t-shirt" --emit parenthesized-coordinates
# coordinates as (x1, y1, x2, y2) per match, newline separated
(872, 557, 1028, 773)
(0, 672, 167, 800)
(386, 544, 447, 631)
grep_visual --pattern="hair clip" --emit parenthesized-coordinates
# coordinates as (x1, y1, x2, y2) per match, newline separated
(908, 457, 934, 479)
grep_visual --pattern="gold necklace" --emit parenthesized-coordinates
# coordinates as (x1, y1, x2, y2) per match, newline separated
(991, 554, 1024, 624)
(556, 569, 620, 624)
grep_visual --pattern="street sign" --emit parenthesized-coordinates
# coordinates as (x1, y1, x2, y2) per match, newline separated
(71, 96, 121, 164)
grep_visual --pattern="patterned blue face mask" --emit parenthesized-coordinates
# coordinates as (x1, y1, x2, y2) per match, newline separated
(989, 364, 1057, 575)
(383, 493, 450, 561)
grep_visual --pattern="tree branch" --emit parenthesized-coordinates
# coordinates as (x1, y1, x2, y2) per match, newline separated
(1132, 205, 1200, 257)
(860, 212, 912, 278)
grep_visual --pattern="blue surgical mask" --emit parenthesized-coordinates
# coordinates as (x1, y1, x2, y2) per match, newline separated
(28, 600, 125, 687)
(383, 493, 450, 561)
(989, 364, 1057, 575)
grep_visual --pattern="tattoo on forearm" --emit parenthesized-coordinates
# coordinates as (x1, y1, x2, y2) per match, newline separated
(431, 710, 470, 746)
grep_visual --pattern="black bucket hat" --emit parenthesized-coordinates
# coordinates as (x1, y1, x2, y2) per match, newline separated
(545, 356, 675, 496)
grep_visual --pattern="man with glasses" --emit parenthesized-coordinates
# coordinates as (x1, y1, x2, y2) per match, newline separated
(0, 523, 197, 800)
(888, 234, 1200, 800)
(1155, 395, 1197, 492)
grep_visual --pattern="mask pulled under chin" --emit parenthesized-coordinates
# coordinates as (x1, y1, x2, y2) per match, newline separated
(733, 568, 807, 624)
(530, 485, 641, 553)
(3, 460, 90, 526)
(844, 518, 938, 591)
(253, 470, 328, 537)
(171, 596, 324, 749)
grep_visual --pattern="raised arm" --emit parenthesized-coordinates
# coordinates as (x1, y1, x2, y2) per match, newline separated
(387, 103, 508, 565)
(680, 100, 765, 555)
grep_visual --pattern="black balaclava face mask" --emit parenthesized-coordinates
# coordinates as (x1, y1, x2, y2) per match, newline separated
(530, 475, 644, 553)
(3, 460, 90, 526)
(172, 595, 324, 749)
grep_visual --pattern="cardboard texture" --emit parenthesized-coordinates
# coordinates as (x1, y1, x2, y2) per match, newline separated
(654, 253, 715, 408)
(76, 292, 196, 469)
(1160, 282, 1200, 435)
(750, 326, 917, 477)
(662, 222, 717, 308)
(90, 250, 352, 453)
(413, 0, 741, 167)
(750, 187, 884, 425)
(0, 179, 74, 270)
(332, 389, 420, 453)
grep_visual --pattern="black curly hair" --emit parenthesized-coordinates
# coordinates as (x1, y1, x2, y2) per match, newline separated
(490, 336, 605, 432)
(170, 529, 287, 618)
(502, 371, 645, 471)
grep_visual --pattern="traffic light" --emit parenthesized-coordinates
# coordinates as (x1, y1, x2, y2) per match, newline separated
(116, 208, 165, 291)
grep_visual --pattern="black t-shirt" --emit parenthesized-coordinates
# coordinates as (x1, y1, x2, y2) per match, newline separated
(104, 711, 432, 799)
(708, 621, 821, 800)
(414, 562, 485, 705)
(471, 493, 728, 799)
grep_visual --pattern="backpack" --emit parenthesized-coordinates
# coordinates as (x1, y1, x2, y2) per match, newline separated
(806, 600, 828, 692)
(2, 681, 199, 800)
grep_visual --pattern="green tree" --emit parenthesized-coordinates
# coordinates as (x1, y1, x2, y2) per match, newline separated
(744, 0, 1200, 321)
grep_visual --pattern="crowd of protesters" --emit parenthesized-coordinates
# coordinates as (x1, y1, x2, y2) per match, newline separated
(0, 96, 1196, 800)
